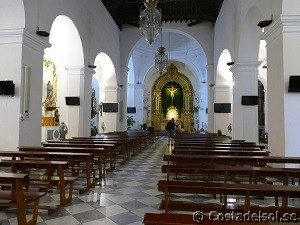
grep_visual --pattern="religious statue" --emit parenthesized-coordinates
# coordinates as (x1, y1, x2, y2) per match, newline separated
(59, 122, 68, 139)
(228, 123, 232, 134)
(46, 81, 53, 100)
(43, 59, 57, 109)
(167, 85, 178, 105)
(54, 109, 60, 125)
(101, 122, 106, 133)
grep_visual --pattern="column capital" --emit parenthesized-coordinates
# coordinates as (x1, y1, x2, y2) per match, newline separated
(230, 61, 262, 73)
(120, 66, 129, 73)
(214, 84, 231, 91)
(261, 15, 300, 45)
(65, 65, 86, 75)
(206, 64, 214, 71)
(23, 29, 51, 54)
(100, 85, 118, 92)
(0, 28, 51, 54)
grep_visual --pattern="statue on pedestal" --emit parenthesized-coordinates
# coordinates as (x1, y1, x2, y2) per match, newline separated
(59, 122, 68, 139)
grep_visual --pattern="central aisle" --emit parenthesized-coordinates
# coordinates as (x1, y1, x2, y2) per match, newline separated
(36, 137, 169, 225)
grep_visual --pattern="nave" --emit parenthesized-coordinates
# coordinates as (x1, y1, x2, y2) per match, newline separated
(1, 137, 300, 225)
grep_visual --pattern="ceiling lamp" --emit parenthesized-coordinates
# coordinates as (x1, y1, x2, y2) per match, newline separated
(155, 31, 168, 75)
(140, 0, 162, 45)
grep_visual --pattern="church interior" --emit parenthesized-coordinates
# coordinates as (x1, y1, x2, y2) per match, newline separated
(0, 0, 300, 224)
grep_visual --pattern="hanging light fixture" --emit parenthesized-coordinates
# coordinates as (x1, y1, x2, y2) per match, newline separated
(140, 0, 162, 45)
(155, 30, 168, 75)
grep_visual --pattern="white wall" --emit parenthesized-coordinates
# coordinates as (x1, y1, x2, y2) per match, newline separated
(0, 0, 122, 150)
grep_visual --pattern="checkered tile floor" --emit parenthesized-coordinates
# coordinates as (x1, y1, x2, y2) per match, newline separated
(1, 137, 300, 224)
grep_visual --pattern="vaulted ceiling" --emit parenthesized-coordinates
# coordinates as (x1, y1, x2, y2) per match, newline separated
(101, 0, 224, 29)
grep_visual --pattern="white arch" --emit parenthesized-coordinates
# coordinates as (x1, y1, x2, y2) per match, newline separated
(46, 15, 84, 66)
(42, 15, 84, 138)
(0, 0, 25, 29)
(237, 6, 262, 61)
(128, 29, 207, 85)
(94, 52, 117, 88)
(216, 49, 233, 86)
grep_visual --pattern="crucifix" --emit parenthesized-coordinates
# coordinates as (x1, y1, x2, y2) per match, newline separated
(167, 85, 178, 106)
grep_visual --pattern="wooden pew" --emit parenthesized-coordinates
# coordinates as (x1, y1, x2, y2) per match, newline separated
(42, 142, 115, 170)
(0, 160, 71, 215)
(71, 136, 134, 160)
(18, 146, 105, 180)
(44, 140, 126, 165)
(163, 154, 300, 167)
(172, 149, 270, 156)
(0, 172, 46, 225)
(173, 145, 262, 151)
(143, 213, 287, 225)
(161, 164, 300, 185)
(157, 180, 300, 215)
(174, 143, 265, 150)
(0, 150, 94, 193)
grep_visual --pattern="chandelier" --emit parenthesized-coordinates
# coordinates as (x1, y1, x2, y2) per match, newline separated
(140, 0, 162, 45)
(155, 31, 168, 75)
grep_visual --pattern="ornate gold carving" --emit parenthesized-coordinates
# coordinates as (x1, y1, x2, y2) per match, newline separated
(151, 63, 194, 131)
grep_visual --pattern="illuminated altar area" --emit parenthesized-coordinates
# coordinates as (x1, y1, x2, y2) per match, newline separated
(151, 64, 194, 132)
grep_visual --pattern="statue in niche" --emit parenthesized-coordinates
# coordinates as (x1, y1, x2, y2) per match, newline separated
(43, 59, 57, 110)
(46, 81, 53, 100)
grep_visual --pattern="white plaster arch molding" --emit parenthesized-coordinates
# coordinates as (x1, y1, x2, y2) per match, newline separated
(94, 52, 117, 89)
(45, 15, 84, 66)
(0, 0, 25, 29)
(237, 6, 262, 61)
(43, 15, 84, 134)
(258, 40, 267, 89)
(128, 30, 207, 87)
(216, 49, 233, 86)
(93, 52, 118, 132)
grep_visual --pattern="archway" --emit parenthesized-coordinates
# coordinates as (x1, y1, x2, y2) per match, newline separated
(215, 49, 233, 135)
(93, 52, 118, 132)
(152, 64, 194, 132)
(42, 15, 84, 140)
(126, 29, 208, 130)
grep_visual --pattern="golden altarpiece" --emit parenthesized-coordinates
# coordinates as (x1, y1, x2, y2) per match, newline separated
(151, 64, 194, 131)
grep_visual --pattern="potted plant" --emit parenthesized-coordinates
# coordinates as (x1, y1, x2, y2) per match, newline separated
(127, 116, 135, 130)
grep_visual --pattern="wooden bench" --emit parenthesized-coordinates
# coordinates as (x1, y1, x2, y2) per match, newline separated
(157, 180, 300, 215)
(71, 136, 133, 162)
(143, 213, 285, 225)
(161, 164, 300, 185)
(41, 142, 114, 169)
(43, 141, 121, 167)
(163, 154, 300, 167)
(0, 150, 95, 193)
(19, 145, 106, 179)
(0, 159, 72, 215)
(172, 149, 270, 156)
(173, 145, 263, 151)
(0, 172, 46, 225)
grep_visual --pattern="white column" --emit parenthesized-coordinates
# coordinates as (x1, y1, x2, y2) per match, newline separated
(99, 86, 118, 132)
(214, 85, 231, 135)
(261, 15, 300, 157)
(206, 64, 214, 132)
(65, 66, 94, 137)
(118, 66, 129, 131)
(230, 62, 260, 143)
(0, 28, 50, 149)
